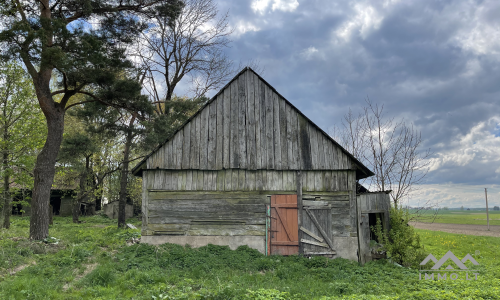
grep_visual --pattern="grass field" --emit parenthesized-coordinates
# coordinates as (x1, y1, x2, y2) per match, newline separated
(413, 209, 500, 226)
(0, 215, 499, 299)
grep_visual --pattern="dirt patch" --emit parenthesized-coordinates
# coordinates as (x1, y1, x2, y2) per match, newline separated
(62, 263, 98, 291)
(9, 261, 36, 275)
(411, 222, 500, 237)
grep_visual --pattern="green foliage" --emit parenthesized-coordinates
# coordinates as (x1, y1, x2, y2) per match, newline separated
(373, 207, 427, 268)
(0, 61, 46, 218)
(1, 216, 500, 299)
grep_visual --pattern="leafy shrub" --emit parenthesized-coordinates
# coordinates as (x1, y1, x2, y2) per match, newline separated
(242, 288, 290, 300)
(373, 207, 427, 268)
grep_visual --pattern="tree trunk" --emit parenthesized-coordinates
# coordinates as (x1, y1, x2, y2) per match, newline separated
(73, 156, 90, 223)
(118, 116, 135, 228)
(29, 107, 65, 240)
(2, 103, 10, 229)
(3, 151, 10, 229)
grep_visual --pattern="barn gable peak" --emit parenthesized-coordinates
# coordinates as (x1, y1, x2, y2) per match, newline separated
(132, 68, 373, 179)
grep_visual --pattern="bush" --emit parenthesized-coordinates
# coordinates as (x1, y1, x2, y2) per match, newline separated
(373, 206, 426, 268)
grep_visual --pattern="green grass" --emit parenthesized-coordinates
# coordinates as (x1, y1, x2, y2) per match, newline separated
(0, 215, 499, 299)
(413, 210, 500, 226)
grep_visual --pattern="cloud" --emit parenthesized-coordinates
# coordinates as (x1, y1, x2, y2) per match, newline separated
(251, 0, 299, 15)
(335, 3, 384, 41)
(409, 184, 500, 208)
(207, 0, 500, 199)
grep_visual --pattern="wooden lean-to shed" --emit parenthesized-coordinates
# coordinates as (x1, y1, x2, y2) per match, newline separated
(132, 68, 389, 263)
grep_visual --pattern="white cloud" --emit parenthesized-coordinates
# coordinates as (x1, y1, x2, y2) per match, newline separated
(335, 3, 384, 41)
(272, 0, 299, 12)
(452, 0, 500, 57)
(409, 184, 500, 208)
(428, 117, 500, 172)
(251, 0, 299, 15)
(300, 46, 320, 60)
(233, 21, 261, 37)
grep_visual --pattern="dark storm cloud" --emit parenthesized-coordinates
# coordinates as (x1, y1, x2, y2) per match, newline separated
(211, 0, 500, 190)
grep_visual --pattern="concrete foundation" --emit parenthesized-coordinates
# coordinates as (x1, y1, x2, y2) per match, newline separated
(332, 237, 359, 261)
(141, 235, 266, 254)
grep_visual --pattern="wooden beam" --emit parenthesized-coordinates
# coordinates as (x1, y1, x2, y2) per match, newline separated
(297, 171, 303, 255)
(300, 238, 328, 248)
(304, 251, 336, 255)
(300, 226, 324, 243)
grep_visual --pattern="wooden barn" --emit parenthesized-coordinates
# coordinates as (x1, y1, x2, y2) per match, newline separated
(132, 68, 390, 263)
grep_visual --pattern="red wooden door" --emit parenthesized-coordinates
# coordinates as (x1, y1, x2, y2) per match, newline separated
(269, 195, 298, 255)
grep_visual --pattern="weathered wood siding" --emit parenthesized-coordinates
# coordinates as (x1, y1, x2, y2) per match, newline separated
(142, 170, 357, 238)
(146, 70, 354, 171)
(143, 169, 355, 192)
(357, 192, 391, 263)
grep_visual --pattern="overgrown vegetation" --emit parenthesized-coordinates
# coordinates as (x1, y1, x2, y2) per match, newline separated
(373, 207, 427, 268)
(0, 216, 499, 299)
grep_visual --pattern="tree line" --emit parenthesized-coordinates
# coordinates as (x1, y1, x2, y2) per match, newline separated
(0, 0, 429, 239)
(0, 0, 246, 237)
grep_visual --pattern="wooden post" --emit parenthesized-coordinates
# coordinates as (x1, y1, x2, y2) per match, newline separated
(485, 188, 490, 231)
(296, 171, 303, 255)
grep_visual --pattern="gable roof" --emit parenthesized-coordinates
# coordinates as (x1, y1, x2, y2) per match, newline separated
(132, 67, 374, 179)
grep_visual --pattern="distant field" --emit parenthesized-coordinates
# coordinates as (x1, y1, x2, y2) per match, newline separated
(412, 210, 500, 226)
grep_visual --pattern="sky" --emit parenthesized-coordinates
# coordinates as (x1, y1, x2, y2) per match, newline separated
(179, 0, 500, 208)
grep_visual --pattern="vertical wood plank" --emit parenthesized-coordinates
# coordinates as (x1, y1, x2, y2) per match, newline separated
(262, 170, 268, 190)
(317, 133, 325, 170)
(291, 109, 299, 169)
(230, 80, 239, 168)
(191, 170, 197, 190)
(190, 116, 198, 168)
(273, 92, 281, 169)
(296, 171, 303, 255)
(186, 170, 193, 191)
(247, 70, 256, 170)
(286, 105, 294, 169)
(216, 170, 224, 191)
(216, 95, 224, 169)
(279, 97, 288, 169)
(325, 138, 332, 170)
(194, 115, 201, 168)
(223, 88, 231, 169)
(298, 114, 312, 169)
(232, 168, 240, 190)
(142, 172, 148, 227)
(265, 85, 274, 169)
(254, 73, 262, 169)
(208, 101, 217, 169)
(259, 79, 268, 168)
(167, 140, 173, 169)
(171, 134, 177, 168)
(225, 169, 232, 191)
(177, 130, 184, 169)
(203, 171, 210, 191)
(182, 124, 191, 168)
(309, 124, 318, 168)
(256, 170, 263, 191)
(247, 171, 255, 191)
(197, 170, 204, 191)
(315, 171, 323, 192)
(238, 72, 247, 169)
(199, 107, 209, 169)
